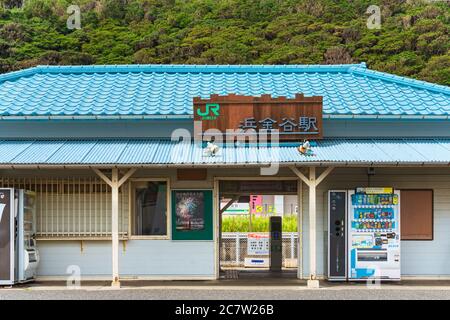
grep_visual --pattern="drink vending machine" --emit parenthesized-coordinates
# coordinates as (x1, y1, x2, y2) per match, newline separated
(328, 188, 401, 281)
(0, 188, 39, 285)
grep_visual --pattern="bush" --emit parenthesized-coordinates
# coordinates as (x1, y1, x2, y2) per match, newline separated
(222, 215, 298, 233)
(0, 0, 448, 85)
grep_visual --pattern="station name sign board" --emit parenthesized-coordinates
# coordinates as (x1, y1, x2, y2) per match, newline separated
(193, 93, 323, 141)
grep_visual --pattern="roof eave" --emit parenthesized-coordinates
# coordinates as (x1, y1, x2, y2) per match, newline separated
(326, 114, 450, 120)
(1, 161, 449, 169)
(0, 114, 194, 121)
(0, 114, 449, 121)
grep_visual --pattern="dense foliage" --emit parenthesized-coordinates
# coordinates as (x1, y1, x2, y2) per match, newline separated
(222, 215, 298, 232)
(0, 0, 448, 85)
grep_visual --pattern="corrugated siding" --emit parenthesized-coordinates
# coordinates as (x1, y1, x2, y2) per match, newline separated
(0, 139, 450, 166)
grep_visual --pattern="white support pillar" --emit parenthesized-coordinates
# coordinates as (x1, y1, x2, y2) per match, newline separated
(93, 167, 136, 288)
(289, 165, 334, 289)
(308, 167, 319, 288)
(111, 168, 120, 288)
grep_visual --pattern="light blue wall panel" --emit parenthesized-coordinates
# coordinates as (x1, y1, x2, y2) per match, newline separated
(36, 241, 112, 276)
(119, 240, 215, 276)
(1, 119, 450, 139)
(36, 240, 215, 278)
(0, 120, 193, 138)
(323, 120, 450, 138)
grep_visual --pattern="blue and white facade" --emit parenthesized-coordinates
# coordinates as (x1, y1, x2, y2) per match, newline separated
(0, 63, 449, 283)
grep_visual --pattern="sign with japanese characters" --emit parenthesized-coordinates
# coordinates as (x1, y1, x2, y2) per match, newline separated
(240, 116, 318, 133)
(193, 93, 323, 140)
(247, 233, 270, 255)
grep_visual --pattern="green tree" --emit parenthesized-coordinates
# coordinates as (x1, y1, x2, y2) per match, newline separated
(0, 0, 447, 85)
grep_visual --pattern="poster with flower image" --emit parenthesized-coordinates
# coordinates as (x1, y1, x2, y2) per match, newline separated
(175, 191, 205, 231)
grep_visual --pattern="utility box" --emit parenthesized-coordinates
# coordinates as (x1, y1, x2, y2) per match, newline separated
(327, 190, 347, 280)
(269, 216, 282, 272)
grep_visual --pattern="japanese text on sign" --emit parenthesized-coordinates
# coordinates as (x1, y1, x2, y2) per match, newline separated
(240, 117, 319, 133)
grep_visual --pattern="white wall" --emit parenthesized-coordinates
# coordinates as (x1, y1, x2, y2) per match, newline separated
(7, 166, 450, 278)
(18, 168, 217, 279)
(37, 240, 215, 278)
(301, 167, 450, 278)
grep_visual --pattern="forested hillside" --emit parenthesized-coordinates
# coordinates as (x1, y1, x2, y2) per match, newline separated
(0, 0, 448, 85)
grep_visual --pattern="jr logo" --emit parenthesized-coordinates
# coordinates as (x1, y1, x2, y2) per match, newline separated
(196, 103, 220, 120)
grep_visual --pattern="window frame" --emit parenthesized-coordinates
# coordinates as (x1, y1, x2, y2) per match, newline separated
(128, 178, 171, 240)
(400, 189, 434, 241)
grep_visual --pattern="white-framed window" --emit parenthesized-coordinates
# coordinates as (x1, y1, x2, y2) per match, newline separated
(129, 178, 170, 239)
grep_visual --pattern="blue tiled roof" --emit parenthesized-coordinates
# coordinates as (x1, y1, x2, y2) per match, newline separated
(0, 63, 449, 118)
(0, 138, 449, 166)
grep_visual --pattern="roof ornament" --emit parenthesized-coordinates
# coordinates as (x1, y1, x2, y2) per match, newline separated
(298, 140, 314, 156)
(204, 142, 220, 157)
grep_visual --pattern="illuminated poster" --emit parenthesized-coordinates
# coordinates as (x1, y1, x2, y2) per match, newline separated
(175, 191, 205, 231)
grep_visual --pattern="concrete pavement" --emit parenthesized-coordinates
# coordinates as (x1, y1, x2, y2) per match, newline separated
(1, 280, 450, 300)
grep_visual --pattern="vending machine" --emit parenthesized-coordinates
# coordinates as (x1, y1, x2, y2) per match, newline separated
(348, 188, 400, 281)
(328, 188, 401, 281)
(0, 188, 39, 285)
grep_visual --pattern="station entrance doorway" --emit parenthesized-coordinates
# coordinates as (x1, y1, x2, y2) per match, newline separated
(218, 178, 301, 279)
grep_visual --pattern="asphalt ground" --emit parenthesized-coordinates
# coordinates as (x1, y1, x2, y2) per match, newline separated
(1, 280, 450, 300)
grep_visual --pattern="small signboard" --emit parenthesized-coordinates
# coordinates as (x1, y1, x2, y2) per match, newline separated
(247, 233, 269, 255)
(249, 195, 262, 215)
(193, 93, 323, 141)
(356, 187, 394, 194)
(244, 257, 269, 268)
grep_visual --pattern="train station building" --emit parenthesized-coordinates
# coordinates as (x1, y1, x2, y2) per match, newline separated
(0, 63, 449, 287)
